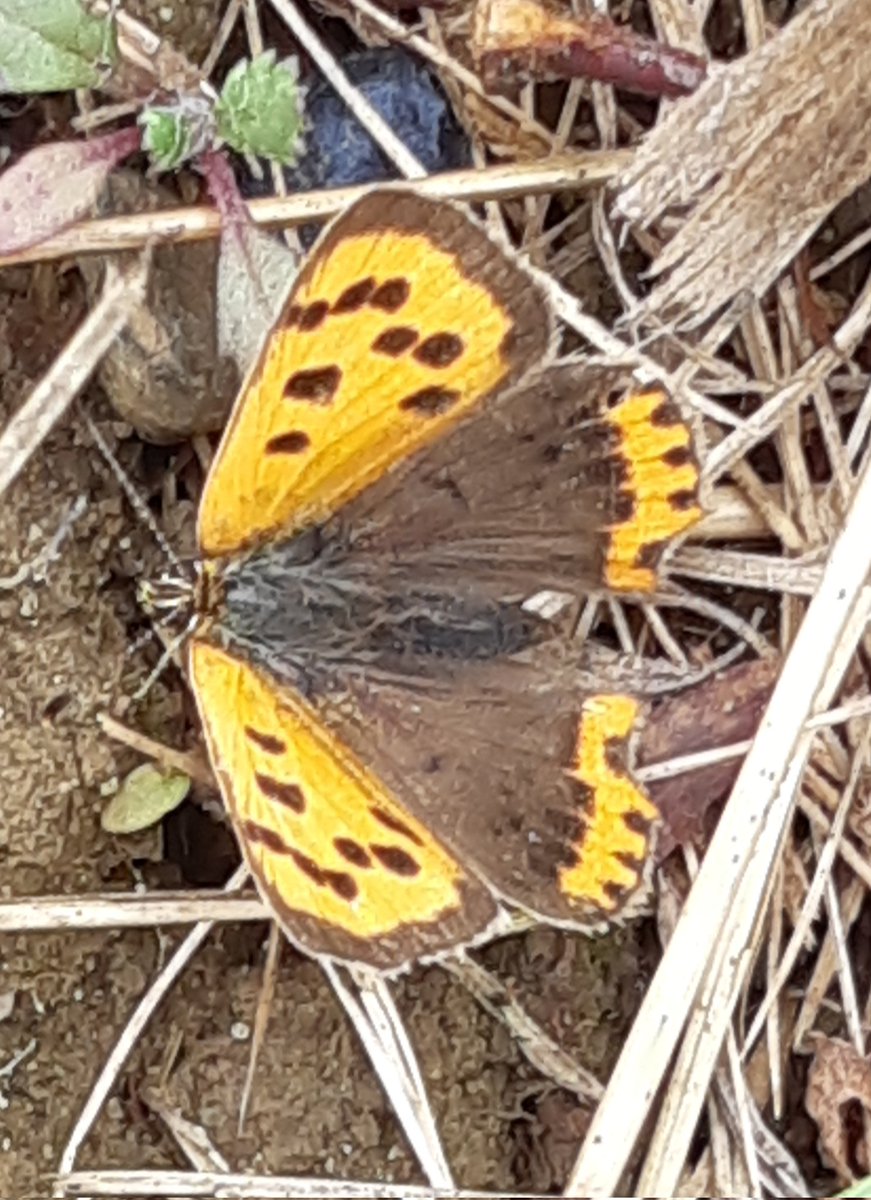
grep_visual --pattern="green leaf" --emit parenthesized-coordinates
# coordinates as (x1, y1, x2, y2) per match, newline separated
(0, 0, 117, 93)
(101, 763, 190, 835)
(140, 95, 216, 171)
(215, 52, 304, 165)
(837, 1179, 871, 1198)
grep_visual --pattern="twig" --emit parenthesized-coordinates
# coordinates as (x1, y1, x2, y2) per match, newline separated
(98, 713, 214, 786)
(739, 723, 871, 1058)
(53, 1171, 526, 1197)
(0, 892, 265, 932)
(267, 0, 425, 179)
(444, 955, 603, 1102)
(0, 157, 624, 268)
(326, 965, 453, 1188)
(473, 0, 707, 97)
(238, 923, 282, 1133)
(0, 260, 147, 499)
(342, 0, 558, 146)
(138, 1086, 231, 1171)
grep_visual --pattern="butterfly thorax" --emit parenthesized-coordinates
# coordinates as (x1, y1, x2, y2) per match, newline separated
(139, 560, 222, 627)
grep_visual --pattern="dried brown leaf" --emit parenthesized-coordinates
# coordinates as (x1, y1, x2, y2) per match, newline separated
(639, 657, 779, 859)
(806, 1034, 871, 1182)
(0, 128, 140, 255)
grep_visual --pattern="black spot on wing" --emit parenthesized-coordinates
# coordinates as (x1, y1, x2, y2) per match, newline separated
(244, 823, 358, 901)
(243, 820, 288, 854)
(332, 278, 376, 313)
(399, 387, 461, 417)
(369, 805, 424, 846)
(671, 489, 699, 511)
(414, 332, 463, 368)
(298, 300, 329, 331)
(371, 844, 420, 877)
(265, 431, 310, 455)
(284, 365, 342, 404)
(245, 727, 285, 755)
(373, 327, 418, 357)
(290, 846, 358, 901)
(370, 278, 410, 312)
(255, 773, 305, 813)
(334, 837, 372, 868)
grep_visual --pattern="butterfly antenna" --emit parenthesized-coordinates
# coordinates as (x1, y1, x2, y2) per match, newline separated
(122, 623, 159, 664)
(81, 409, 185, 573)
(131, 611, 199, 703)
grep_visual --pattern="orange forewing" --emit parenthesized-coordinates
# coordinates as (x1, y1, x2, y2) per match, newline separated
(198, 191, 552, 559)
(189, 639, 497, 966)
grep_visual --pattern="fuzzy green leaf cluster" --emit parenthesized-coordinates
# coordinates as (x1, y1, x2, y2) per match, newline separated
(215, 52, 303, 164)
(140, 94, 216, 171)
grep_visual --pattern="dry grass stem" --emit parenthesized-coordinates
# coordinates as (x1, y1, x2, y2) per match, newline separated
(792, 879, 865, 1051)
(739, 726, 871, 1059)
(672, 547, 827, 596)
(0, 892, 266, 931)
(0, 157, 623, 268)
(0, 260, 147, 499)
(326, 965, 453, 1187)
(267, 0, 425, 179)
(343, 0, 556, 146)
(85, 0, 202, 96)
(445, 955, 604, 1102)
(53, 1170, 523, 1197)
(237, 923, 283, 1133)
(98, 713, 215, 785)
(704, 264, 871, 481)
(138, 1086, 231, 1171)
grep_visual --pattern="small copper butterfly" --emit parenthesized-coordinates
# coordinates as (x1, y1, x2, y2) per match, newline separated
(149, 189, 702, 971)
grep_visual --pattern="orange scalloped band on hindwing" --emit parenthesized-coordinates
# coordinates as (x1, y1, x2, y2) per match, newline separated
(604, 389, 702, 593)
(559, 694, 658, 914)
(189, 639, 497, 967)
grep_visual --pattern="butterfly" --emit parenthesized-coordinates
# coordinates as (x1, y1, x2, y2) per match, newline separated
(152, 188, 702, 972)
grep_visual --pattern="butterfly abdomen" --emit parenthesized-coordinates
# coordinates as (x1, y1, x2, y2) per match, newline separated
(216, 533, 552, 688)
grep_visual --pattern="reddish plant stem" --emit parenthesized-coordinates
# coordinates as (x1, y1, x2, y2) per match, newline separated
(475, 0, 707, 99)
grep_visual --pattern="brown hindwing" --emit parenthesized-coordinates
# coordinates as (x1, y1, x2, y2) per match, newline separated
(329, 364, 702, 598)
